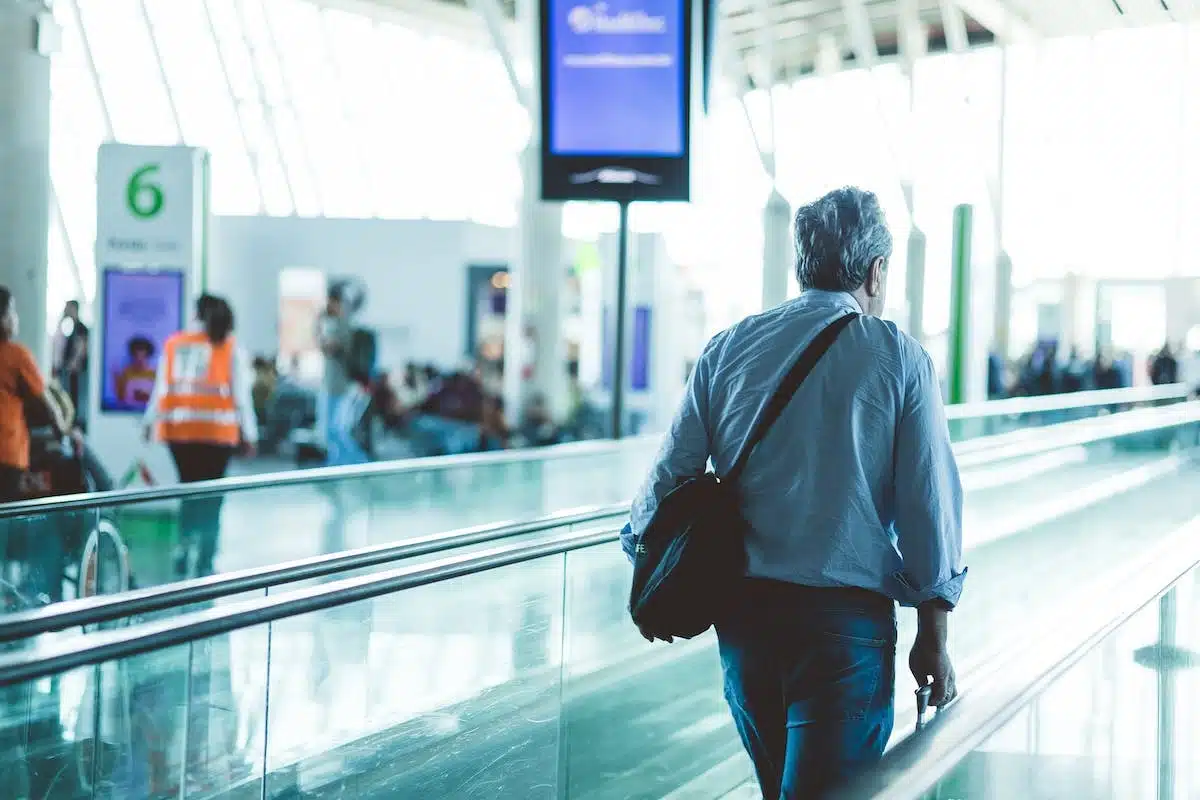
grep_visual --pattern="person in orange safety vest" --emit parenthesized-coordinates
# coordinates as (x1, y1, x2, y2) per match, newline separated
(143, 294, 257, 577)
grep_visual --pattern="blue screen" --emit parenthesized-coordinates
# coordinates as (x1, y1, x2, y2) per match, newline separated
(548, 0, 686, 157)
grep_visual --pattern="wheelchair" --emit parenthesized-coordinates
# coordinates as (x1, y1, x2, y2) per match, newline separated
(0, 429, 130, 607)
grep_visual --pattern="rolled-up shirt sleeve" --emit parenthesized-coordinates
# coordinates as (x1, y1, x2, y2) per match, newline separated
(892, 351, 967, 607)
(622, 339, 717, 561)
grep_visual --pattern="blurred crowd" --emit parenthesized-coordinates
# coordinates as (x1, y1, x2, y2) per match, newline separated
(990, 341, 1183, 399)
(250, 355, 600, 462)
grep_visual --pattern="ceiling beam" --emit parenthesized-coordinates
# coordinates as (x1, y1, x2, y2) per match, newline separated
(952, 0, 1037, 42)
(840, 0, 879, 68)
(898, 0, 928, 71)
(939, 0, 970, 52)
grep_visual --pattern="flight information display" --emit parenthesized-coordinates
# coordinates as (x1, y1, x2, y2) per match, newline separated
(547, 0, 686, 156)
(540, 0, 692, 201)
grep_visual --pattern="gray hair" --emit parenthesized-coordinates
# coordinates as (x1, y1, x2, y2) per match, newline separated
(793, 187, 893, 292)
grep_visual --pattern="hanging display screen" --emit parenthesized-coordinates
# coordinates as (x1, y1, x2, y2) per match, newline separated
(540, 0, 692, 201)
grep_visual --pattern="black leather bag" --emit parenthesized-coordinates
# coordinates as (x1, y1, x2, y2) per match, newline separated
(628, 313, 859, 641)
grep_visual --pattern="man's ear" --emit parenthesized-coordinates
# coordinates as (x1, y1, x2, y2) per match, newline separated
(867, 257, 885, 297)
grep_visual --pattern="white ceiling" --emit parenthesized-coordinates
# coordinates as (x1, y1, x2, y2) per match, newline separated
(312, 0, 1200, 87)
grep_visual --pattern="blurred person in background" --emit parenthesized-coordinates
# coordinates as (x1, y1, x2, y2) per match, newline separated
(317, 284, 353, 455)
(144, 295, 257, 577)
(0, 287, 79, 502)
(396, 362, 426, 410)
(518, 393, 560, 448)
(1149, 342, 1179, 386)
(1061, 347, 1089, 393)
(0, 288, 82, 605)
(251, 356, 277, 431)
(52, 300, 89, 429)
(1093, 347, 1124, 391)
(479, 395, 510, 451)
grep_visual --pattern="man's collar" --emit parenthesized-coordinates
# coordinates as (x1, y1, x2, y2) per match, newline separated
(797, 289, 863, 314)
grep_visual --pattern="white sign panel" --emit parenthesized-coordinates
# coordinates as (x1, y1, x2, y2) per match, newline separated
(96, 143, 207, 270)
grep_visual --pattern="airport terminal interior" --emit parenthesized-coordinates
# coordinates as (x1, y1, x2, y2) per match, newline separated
(2, 0, 1200, 797)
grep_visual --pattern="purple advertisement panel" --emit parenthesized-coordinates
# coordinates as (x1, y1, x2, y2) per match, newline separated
(101, 268, 185, 413)
(631, 306, 651, 390)
(548, 0, 686, 156)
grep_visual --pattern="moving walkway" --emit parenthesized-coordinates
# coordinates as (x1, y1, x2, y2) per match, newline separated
(0, 385, 1190, 617)
(0, 395, 1197, 798)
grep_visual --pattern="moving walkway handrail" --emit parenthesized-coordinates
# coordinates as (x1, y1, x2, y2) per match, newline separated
(0, 525, 622, 686)
(832, 516, 1200, 800)
(0, 504, 628, 642)
(0, 384, 1187, 520)
(943, 381, 1188, 420)
(4, 400, 1198, 648)
(4, 402, 1195, 642)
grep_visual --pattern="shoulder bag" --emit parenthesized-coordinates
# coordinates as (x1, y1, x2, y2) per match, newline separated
(628, 312, 859, 641)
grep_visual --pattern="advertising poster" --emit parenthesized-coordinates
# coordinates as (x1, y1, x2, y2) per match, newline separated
(278, 267, 327, 383)
(101, 268, 185, 413)
(540, 0, 692, 200)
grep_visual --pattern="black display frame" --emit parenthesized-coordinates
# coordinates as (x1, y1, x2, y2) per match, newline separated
(538, 0, 694, 202)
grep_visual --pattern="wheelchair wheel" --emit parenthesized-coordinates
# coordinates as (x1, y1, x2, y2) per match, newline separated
(79, 519, 131, 603)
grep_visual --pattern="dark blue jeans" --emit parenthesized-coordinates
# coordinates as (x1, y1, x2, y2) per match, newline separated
(716, 579, 897, 799)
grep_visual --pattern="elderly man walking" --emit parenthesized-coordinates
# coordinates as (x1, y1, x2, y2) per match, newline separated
(623, 186, 966, 798)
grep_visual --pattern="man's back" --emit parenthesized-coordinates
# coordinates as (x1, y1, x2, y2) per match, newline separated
(629, 289, 963, 607)
(706, 291, 928, 591)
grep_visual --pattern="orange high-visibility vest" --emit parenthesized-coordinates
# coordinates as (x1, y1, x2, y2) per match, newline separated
(156, 331, 240, 447)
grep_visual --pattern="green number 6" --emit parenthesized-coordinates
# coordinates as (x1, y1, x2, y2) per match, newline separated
(127, 164, 164, 219)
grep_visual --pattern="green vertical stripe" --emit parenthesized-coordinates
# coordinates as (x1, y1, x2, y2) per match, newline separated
(948, 205, 973, 404)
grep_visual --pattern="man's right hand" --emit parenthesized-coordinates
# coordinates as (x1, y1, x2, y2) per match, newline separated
(910, 602, 956, 707)
(909, 635, 956, 707)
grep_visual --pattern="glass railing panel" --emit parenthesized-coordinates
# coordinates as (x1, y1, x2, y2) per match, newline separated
(920, 565, 1200, 799)
(57, 633, 271, 799)
(260, 551, 569, 798)
(0, 640, 270, 800)
(945, 390, 1189, 442)
(556, 452, 1200, 798)
(1, 399, 1187, 627)
(559, 542, 740, 799)
(0, 505, 99, 610)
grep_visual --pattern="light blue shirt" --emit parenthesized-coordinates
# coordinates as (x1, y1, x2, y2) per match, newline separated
(623, 290, 966, 608)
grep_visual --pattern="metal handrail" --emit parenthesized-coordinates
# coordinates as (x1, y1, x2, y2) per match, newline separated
(0, 504, 627, 642)
(0, 384, 1186, 520)
(833, 516, 1200, 800)
(2, 401, 1196, 642)
(0, 434, 660, 520)
(943, 382, 1189, 420)
(0, 525, 621, 686)
(955, 402, 1200, 469)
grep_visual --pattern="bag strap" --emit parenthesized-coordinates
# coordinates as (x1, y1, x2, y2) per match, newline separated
(724, 312, 858, 486)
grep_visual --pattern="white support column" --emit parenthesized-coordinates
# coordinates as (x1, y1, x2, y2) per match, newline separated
(1059, 271, 1095, 355)
(905, 227, 926, 343)
(499, 0, 568, 426)
(992, 250, 1013, 357)
(0, 1, 52, 365)
(762, 189, 791, 310)
(992, 47, 1012, 360)
(508, 147, 567, 420)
